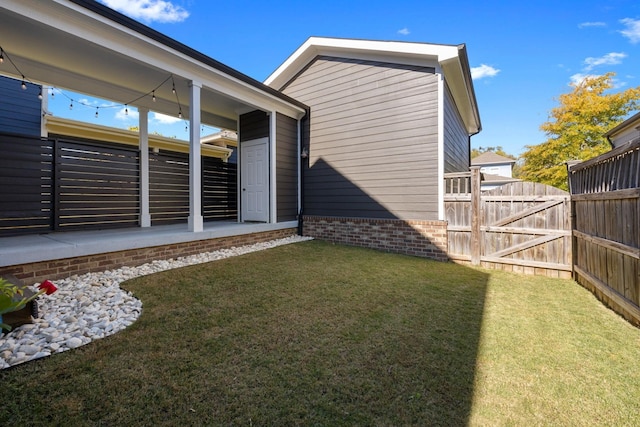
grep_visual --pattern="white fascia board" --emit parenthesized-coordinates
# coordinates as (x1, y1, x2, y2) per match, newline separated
(265, 37, 458, 89)
(4, 0, 305, 119)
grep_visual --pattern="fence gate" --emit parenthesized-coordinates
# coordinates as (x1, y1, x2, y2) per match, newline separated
(445, 169, 572, 277)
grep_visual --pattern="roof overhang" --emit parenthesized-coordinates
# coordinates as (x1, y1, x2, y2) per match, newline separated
(0, 0, 308, 131)
(605, 111, 640, 139)
(265, 37, 481, 134)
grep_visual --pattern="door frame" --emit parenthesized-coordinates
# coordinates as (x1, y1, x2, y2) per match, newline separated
(240, 137, 270, 222)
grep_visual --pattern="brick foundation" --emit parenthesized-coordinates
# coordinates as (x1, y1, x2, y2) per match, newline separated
(0, 228, 296, 285)
(302, 216, 448, 261)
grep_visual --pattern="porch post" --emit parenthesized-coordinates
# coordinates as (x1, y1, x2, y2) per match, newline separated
(269, 110, 277, 223)
(188, 81, 203, 232)
(139, 107, 151, 227)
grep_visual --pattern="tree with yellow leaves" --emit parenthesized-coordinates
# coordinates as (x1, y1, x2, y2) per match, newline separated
(520, 72, 640, 190)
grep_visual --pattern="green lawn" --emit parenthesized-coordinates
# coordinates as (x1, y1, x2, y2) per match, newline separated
(1, 240, 639, 425)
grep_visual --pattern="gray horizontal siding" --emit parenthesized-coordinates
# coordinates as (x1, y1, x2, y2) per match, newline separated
(239, 110, 268, 142)
(283, 56, 439, 220)
(0, 76, 42, 136)
(276, 113, 298, 221)
(443, 84, 470, 173)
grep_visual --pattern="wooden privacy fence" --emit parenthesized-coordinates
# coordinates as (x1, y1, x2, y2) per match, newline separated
(445, 167, 572, 278)
(569, 138, 640, 326)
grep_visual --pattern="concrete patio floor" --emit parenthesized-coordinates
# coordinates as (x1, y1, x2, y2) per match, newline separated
(0, 221, 298, 268)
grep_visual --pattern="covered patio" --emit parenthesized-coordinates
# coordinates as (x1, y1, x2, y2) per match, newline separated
(0, 0, 307, 280)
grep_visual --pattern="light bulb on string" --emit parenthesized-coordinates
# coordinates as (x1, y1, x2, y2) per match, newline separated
(50, 88, 55, 98)
(0, 48, 4, 64)
(152, 90, 156, 102)
(172, 82, 176, 94)
(69, 101, 73, 110)
(21, 78, 26, 90)
(37, 89, 43, 100)
(178, 108, 182, 119)
(95, 107, 99, 118)
(125, 105, 129, 116)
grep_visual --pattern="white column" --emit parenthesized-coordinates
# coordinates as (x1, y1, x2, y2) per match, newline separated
(269, 111, 277, 223)
(236, 117, 241, 223)
(139, 107, 151, 227)
(188, 81, 203, 232)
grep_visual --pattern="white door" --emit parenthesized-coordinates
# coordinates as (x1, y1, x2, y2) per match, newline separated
(241, 137, 269, 222)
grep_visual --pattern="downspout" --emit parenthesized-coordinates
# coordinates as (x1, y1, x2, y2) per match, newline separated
(298, 109, 310, 236)
(606, 135, 614, 149)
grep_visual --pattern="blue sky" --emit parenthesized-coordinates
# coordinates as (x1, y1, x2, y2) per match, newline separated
(46, 0, 640, 156)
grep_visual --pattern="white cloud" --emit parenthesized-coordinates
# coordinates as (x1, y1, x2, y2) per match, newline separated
(115, 107, 139, 121)
(583, 52, 626, 71)
(153, 112, 182, 124)
(620, 18, 640, 43)
(470, 64, 500, 80)
(578, 21, 606, 28)
(99, 0, 189, 23)
(569, 73, 598, 87)
(397, 28, 410, 36)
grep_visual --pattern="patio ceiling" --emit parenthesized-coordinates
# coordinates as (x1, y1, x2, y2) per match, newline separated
(0, 0, 306, 131)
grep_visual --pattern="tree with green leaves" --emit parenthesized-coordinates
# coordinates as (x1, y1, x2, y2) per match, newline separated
(520, 72, 640, 190)
(471, 146, 514, 159)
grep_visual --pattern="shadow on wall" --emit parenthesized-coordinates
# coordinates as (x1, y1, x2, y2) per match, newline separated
(302, 157, 449, 261)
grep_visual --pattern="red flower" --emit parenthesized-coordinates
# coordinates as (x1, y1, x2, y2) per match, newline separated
(38, 280, 58, 295)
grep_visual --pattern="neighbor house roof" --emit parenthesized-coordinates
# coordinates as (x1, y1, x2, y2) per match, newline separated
(471, 151, 516, 165)
(605, 111, 640, 148)
(264, 37, 481, 134)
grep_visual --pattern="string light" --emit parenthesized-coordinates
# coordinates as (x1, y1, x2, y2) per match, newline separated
(1, 45, 189, 124)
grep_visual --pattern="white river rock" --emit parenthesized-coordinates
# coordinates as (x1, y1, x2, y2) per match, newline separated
(0, 235, 312, 369)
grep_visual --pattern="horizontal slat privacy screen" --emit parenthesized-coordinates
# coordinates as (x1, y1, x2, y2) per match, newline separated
(0, 133, 238, 236)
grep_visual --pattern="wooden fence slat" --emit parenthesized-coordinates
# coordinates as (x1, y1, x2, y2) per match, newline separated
(487, 234, 561, 258)
(491, 200, 564, 227)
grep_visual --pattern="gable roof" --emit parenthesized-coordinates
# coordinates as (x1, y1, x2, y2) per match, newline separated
(265, 37, 481, 134)
(471, 151, 516, 165)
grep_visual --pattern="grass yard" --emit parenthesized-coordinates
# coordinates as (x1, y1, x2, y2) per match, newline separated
(1, 240, 639, 425)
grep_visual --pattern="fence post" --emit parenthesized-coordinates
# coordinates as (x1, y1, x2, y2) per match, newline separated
(470, 166, 481, 265)
(566, 160, 579, 279)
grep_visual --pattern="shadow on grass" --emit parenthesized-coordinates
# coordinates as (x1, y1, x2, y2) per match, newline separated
(0, 241, 489, 425)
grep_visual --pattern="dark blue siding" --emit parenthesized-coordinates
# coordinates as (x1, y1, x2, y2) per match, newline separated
(0, 75, 42, 136)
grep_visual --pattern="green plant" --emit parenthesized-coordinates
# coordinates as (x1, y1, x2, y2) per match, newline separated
(0, 278, 57, 331)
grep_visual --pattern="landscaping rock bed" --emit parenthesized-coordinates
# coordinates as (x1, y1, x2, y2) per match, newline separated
(0, 235, 312, 369)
